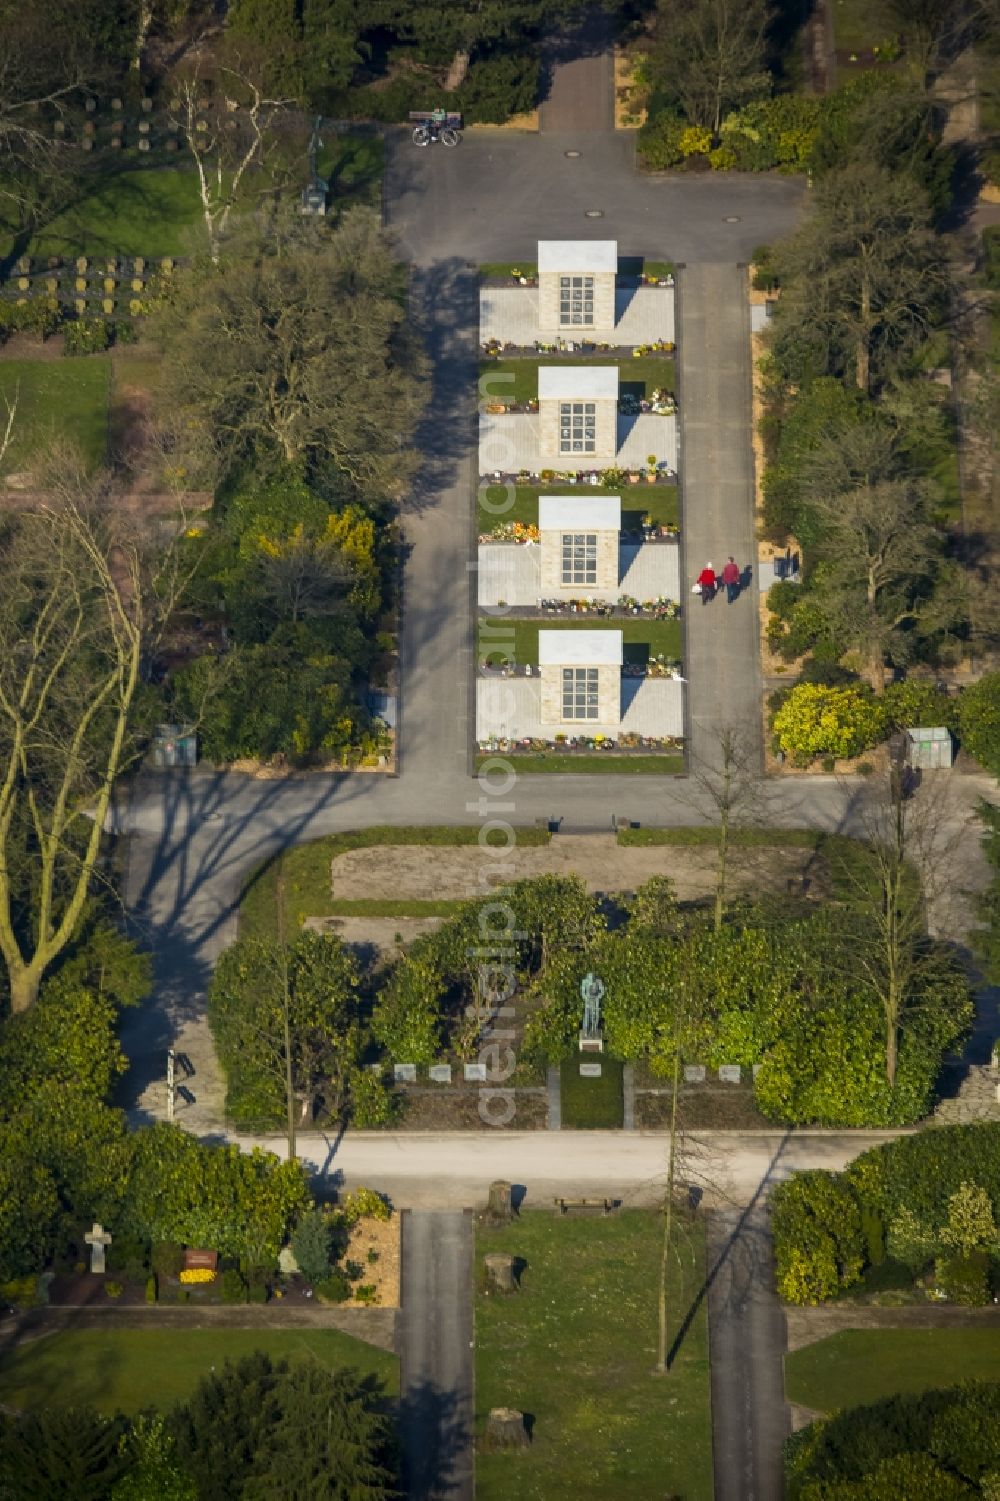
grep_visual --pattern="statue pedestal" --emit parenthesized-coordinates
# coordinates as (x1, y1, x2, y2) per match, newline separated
(579, 1033, 604, 1054)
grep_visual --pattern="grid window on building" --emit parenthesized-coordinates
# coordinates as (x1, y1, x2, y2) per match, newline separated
(562, 667, 599, 720)
(561, 532, 597, 585)
(559, 401, 596, 453)
(559, 275, 594, 326)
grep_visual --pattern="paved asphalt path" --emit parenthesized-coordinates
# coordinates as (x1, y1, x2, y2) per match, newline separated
(678, 265, 762, 772)
(399, 1211, 474, 1501)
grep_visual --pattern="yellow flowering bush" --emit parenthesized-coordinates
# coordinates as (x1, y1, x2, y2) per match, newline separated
(772, 683, 886, 762)
(179, 1267, 216, 1285)
(679, 125, 712, 157)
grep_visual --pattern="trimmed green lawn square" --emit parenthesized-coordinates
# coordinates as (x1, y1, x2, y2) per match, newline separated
(477, 617, 682, 669)
(475, 1209, 713, 1501)
(560, 1055, 624, 1126)
(0, 357, 110, 473)
(0, 1328, 397, 1416)
(785, 1328, 1000, 1414)
(477, 483, 679, 532)
(480, 356, 675, 406)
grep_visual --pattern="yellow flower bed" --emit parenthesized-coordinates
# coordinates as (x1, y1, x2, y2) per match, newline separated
(179, 1268, 216, 1285)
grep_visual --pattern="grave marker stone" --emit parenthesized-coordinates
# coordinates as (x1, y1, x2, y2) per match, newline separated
(393, 1063, 416, 1084)
(84, 1222, 112, 1274)
(718, 1065, 741, 1085)
(464, 1062, 487, 1082)
(683, 1065, 706, 1084)
(579, 1062, 602, 1078)
(183, 1248, 218, 1272)
(429, 1064, 452, 1084)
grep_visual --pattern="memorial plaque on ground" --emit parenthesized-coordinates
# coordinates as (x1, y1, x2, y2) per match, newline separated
(394, 1063, 417, 1084)
(464, 1062, 487, 1083)
(683, 1065, 706, 1084)
(579, 1062, 603, 1078)
(429, 1064, 452, 1084)
(718, 1065, 741, 1084)
(184, 1248, 218, 1272)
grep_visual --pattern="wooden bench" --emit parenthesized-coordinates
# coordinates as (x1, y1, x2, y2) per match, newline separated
(554, 1197, 616, 1216)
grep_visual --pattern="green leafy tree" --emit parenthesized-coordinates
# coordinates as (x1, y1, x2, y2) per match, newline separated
(110, 1416, 197, 1501)
(208, 931, 363, 1149)
(939, 1182, 999, 1257)
(290, 1207, 334, 1283)
(169, 1354, 397, 1501)
(0, 1408, 129, 1501)
(958, 674, 1000, 777)
(122, 1124, 310, 1260)
(771, 1169, 864, 1304)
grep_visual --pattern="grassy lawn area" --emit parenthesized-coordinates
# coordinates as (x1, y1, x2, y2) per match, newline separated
(475, 1209, 713, 1501)
(239, 825, 551, 940)
(477, 753, 685, 774)
(478, 483, 679, 532)
(1, 137, 384, 260)
(0, 357, 109, 473)
(481, 356, 675, 405)
(619, 826, 822, 848)
(560, 1055, 623, 1126)
(478, 617, 682, 667)
(0, 1328, 397, 1416)
(785, 1329, 1000, 1414)
(831, 0, 900, 55)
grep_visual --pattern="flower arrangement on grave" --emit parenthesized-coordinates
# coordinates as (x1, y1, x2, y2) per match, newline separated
(485, 520, 539, 543)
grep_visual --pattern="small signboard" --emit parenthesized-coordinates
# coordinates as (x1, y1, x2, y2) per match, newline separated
(184, 1248, 218, 1272)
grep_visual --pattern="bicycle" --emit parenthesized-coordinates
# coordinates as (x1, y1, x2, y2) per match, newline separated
(412, 123, 461, 148)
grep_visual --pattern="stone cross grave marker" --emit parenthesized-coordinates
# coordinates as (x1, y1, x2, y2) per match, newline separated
(85, 1222, 112, 1274)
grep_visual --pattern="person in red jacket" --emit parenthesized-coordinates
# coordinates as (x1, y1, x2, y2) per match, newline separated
(721, 556, 740, 604)
(696, 562, 716, 603)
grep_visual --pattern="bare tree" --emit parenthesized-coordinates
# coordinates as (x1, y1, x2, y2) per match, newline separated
(685, 727, 770, 932)
(651, 0, 772, 136)
(168, 55, 289, 262)
(829, 771, 973, 1086)
(0, 469, 192, 1014)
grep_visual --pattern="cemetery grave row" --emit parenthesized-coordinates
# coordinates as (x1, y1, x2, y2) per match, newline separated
(0, 255, 177, 322)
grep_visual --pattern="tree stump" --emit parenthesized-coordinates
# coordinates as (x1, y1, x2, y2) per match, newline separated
(484, 1253, 516, 1294)
(485, 1408, 529, 1451)
(483, 1180, 513, 1228)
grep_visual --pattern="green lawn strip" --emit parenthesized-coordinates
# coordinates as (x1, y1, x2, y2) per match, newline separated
(785, 1328, 1000, 1414)
(239, 825, 551, 940)
(0, 357, 110, 473)
(477, 483, 679, 531)
(475, 1209, 713, 1501)
(480, 259, 675, 280)
(481, 356, 675, 406)
(560, 1055, 624, 1127)
(0, 1328, 397, 1417)
(477, 754, 685, 775)
(478, 617, 682, 667)
(618, 826, 822, 848)
(326, 898, 463, 917)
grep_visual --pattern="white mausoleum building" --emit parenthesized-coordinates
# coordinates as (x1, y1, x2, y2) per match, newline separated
(479, 363, 678, 477)
(478, 495, 680, 606)
(481, 239, 675, 347)
(477, 628, 684, 742)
